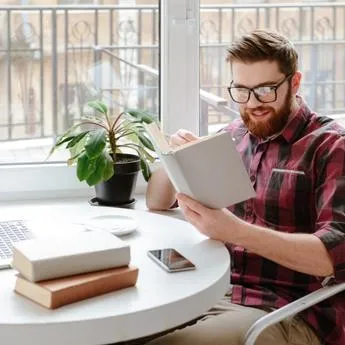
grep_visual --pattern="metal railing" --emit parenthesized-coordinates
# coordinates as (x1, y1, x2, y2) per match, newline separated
(97, 46, 238, 131)
(199, 2, 345, 128)
(0, 3, 344, 142)
(0, 5, 159, 142)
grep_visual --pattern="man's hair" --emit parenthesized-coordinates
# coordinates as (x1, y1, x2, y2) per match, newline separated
(226, 29, 298, 76)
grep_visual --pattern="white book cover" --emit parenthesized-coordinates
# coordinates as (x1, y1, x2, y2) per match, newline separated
(145, 122, 256, 209)
(12, 231, 130, 282)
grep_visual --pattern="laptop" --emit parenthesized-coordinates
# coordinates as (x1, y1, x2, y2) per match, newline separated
(0, 220, 34, 269)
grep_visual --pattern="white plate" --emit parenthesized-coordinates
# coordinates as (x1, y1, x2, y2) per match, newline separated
(83, 215, 138, 236)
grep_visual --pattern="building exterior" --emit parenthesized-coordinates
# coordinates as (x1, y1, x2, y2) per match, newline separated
(0, 0, 344, 143)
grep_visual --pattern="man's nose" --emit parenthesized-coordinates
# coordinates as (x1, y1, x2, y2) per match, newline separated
(246, 91, 263, 108)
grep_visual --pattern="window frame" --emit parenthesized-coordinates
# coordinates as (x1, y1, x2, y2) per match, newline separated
(1, 0, 200, 201)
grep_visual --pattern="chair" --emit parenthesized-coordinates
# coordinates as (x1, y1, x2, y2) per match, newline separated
(244, 282, 345, 345)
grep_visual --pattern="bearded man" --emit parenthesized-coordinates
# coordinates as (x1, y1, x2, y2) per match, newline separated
(145, 30, 345, 345)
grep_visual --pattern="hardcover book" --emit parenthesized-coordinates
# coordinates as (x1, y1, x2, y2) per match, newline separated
(12, 231, 130, 282)
(14, 265, 139, 309)
(145, 122, 255, 209)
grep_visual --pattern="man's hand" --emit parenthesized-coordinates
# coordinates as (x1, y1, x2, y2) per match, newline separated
(176, 193, 243, 243)
(146, 129, 199, 211)
(176, 194, 334, 277)
(169, 129, 199, 149)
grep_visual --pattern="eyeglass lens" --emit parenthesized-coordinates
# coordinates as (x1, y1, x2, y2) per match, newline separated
(230, 87, 276, 103)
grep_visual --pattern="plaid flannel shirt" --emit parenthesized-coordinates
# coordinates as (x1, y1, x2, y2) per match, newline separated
(224, 98, 345, 345)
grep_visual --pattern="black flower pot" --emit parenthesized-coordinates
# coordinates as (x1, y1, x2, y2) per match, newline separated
(94, 153, 140, 205)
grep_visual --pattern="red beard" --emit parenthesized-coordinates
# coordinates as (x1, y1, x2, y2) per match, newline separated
(241, 87, 292, 138)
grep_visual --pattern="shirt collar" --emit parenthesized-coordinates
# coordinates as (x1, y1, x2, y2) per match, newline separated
(278, 96, 312, 143)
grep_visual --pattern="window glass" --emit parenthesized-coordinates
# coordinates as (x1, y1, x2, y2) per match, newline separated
(199, 0, 345, 134)
(0, 0, 159, 164)
(58, 0, 96, 4)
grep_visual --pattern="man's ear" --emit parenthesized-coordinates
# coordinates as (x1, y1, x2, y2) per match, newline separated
(291, 71, 302, 95)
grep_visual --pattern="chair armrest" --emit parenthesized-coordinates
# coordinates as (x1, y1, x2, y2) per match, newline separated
(244, 283, 345, 345)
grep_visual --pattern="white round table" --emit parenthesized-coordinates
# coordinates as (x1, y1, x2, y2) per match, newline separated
(0, 200, 230, 345)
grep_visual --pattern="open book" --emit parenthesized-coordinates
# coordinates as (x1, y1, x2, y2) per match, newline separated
(145, 123, 256, 209)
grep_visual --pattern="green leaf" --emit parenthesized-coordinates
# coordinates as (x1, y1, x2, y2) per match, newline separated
(47, 122, 91, 159)
(141, 112, 156, 124)
(54, 122, 88, 145)
(103, 152, 114, 181)
(85, 129, 107, 159)
(87, 100, 108, 115)
(124, 109, 143, 120)
(140, 158, 151, 182)
(67, 150, 84, 166)
(123, 123, 155, 152)
(54, 122, 82, 143)
(125, 109, 156, 124)
(127, 132, 139, 143)
(66, 131, 90, 149)
(137, 132, 155, 151)
(47, 134, 76, 158)
(85, 155, 107, 186)
(76, 152, 90, 181)
(138, 146, 156, 163)
(55, 134, 76, 147)
(69, 134, 89, 163)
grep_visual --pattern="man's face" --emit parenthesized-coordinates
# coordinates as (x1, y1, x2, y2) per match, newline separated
(231, 60, 293, 138)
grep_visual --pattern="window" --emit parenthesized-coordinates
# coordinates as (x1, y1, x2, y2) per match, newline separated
(0, 1, 162, 199)
(58, 0, 98, 4)
(5, 1, 343, 200)
(0, 0, 199, 200)
(199, 0, 345, 135)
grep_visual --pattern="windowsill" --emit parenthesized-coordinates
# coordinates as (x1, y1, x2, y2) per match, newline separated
(0, 161, 162, 203)
(0, 193, 185, 221)
(0, 160, 185, 221)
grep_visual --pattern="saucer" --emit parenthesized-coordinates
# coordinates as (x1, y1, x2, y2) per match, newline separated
(83, 215, 138, 236)
(88, 197, 136, 209)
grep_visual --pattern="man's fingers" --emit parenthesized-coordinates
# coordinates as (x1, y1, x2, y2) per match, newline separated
(176, 193, 209, 215)
(179, 202, 201, 227)
(177, 129, 199, 141)
(169, 129, 199, 148)
(169, 133, 189, 147)
(176, 133, 190, 145)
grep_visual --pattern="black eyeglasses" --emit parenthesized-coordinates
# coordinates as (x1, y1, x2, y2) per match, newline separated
(227, 74, 292, 104)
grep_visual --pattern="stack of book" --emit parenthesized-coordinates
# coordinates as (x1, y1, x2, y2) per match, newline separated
(11, 231, 138, 309)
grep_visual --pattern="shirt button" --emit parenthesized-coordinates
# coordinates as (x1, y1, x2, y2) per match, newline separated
(250, 175, 255, 182)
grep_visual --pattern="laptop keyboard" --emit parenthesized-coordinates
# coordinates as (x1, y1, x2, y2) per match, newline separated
(0, 220, 33, 259)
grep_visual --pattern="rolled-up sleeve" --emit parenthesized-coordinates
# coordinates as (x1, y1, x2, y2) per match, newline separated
(313, 136, 345, 283)
(314, 225, 345, 282)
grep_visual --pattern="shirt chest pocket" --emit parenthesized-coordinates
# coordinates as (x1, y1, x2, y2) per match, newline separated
(262, 169, 312, 229)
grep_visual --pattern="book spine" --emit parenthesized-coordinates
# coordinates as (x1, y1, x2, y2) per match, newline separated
(31, 247, 131, 282)
(50, 267, 139, 309)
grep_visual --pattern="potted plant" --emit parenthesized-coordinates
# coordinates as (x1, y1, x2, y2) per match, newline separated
(49, 100, 157, 205)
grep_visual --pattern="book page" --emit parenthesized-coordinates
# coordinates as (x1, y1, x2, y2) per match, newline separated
(144, 122, 171, 154)
(173, 132, 256, 209)
(172, 132, 222, 152)
(145, 122, 218, 153)
(145, 123, 255, 208)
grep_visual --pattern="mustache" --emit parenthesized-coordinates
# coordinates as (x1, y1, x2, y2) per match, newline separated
(246, 106, 274, 113)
